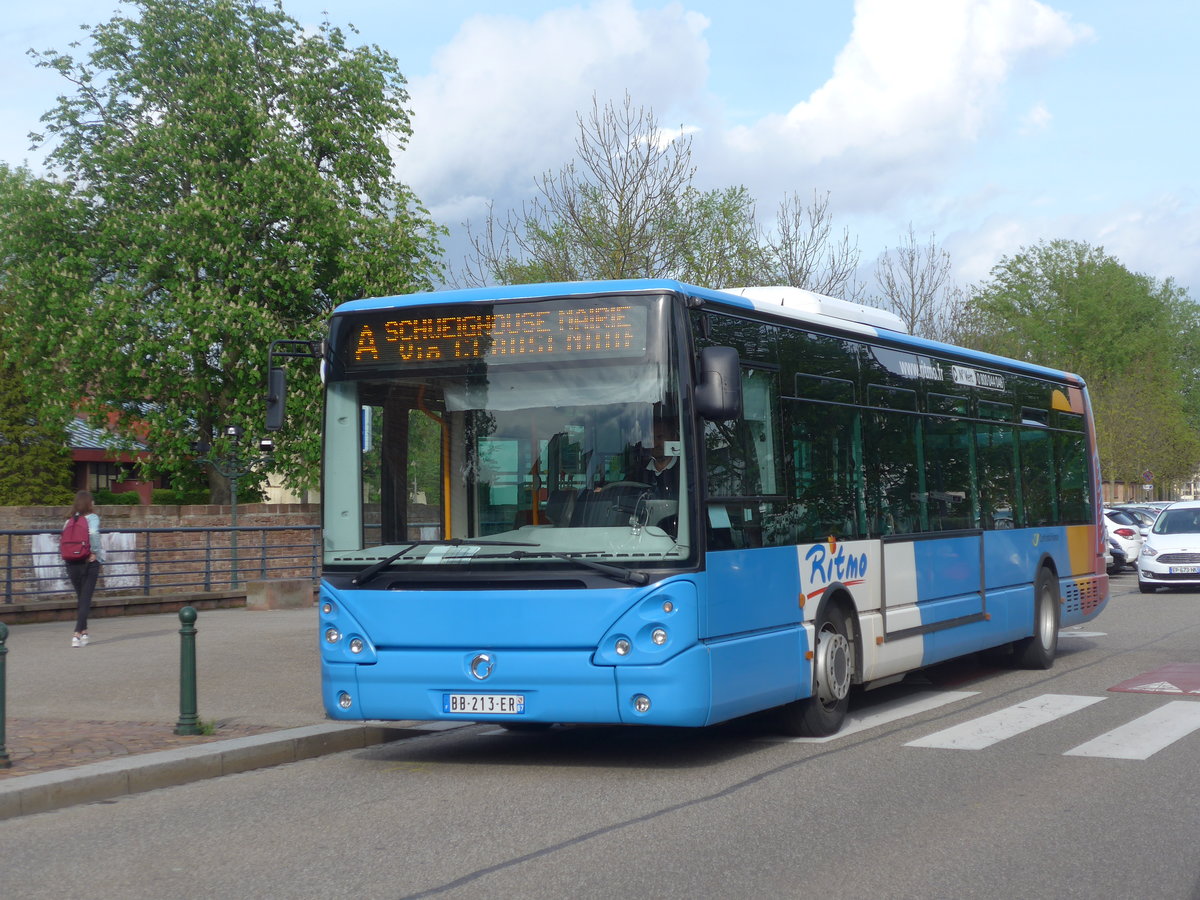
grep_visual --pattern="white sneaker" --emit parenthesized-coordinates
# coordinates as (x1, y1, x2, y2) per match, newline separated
(71, 634, 82, 648)
(79, 633, 89, 647)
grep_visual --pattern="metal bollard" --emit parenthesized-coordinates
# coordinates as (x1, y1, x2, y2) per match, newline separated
(0, 622, 10, 767)
(174, 606, 202, 735)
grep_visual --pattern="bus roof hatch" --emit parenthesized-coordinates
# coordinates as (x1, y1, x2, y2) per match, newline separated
(726, 286, 909, 334)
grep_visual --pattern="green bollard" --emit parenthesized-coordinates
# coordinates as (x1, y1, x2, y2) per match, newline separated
(0, 622, 10, 767)
(174, 606, 202, 736)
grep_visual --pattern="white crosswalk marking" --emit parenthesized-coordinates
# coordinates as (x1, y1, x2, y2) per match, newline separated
(904, 693, 1104, 750)
(1065, 700, 1200, 759)
(762, 690, 979, 743)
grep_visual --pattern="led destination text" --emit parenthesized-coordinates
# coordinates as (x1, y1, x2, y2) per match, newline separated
(349, 305, 644, 366)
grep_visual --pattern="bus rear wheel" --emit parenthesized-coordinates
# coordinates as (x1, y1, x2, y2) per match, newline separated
(776, 605, 854, 737)
(1013, 568, 1059, 669)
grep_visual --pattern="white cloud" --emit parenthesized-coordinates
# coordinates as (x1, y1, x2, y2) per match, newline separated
(1094, 195, 1200, 289)
(394, 0, 1143, 291)
(946, 192, 1200, 293)
(705, 0, 1091, 209)
(1020, 102, 1053, 134)
(403, 0, 711, 216)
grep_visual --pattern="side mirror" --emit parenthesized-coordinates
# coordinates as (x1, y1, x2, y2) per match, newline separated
(694, 346, 742, 421)
(265, 367, 287, 432)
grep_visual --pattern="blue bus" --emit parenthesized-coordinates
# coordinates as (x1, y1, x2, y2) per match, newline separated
(276, 279, 1108, 736)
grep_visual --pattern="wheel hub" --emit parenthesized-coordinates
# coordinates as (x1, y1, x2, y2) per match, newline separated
(815, 629, 852, 704)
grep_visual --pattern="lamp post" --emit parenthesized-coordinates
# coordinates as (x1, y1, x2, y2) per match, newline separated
(192, 426, 275, 588)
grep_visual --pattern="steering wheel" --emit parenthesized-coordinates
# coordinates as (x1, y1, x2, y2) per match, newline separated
(599, 481, 652, 491)
(596, 481, 653, 517)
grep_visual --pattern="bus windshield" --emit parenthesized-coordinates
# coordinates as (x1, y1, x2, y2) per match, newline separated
(322, 293, 690, 573)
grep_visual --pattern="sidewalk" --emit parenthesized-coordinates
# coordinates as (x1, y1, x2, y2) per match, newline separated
(0, 606, 416, 820)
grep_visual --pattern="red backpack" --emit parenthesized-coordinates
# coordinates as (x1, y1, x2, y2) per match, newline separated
(60, 514, 92, 562)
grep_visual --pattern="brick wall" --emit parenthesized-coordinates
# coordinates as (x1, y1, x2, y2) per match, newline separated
(0, 503, 318, 531)
(2, 504, 320, 603)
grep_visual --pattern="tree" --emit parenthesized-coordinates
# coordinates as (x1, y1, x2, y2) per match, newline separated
(1, 0, 443, 502)
(759, 191, 863, 300)
(871, 224, 960, 339)
(1091, 360, 1200, 488)
(967, 240, 1170, 378)
(966, 239, 1200, 484)
(462, 94, 864, 298)
(463, 93, 762, 286)
(0, 354, 74, 505)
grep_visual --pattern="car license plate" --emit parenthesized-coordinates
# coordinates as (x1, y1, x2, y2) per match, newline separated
(1169, 566, 1200, 575)
(443, 693, 525, 715)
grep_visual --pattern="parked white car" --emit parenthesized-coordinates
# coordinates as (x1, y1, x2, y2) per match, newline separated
(1138, 500, 1200, 593)
(1103, 508, 1144, 570)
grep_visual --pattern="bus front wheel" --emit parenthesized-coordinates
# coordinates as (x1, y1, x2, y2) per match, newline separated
(776, 605, 854, 737)
(1014, 568, 1059, 669)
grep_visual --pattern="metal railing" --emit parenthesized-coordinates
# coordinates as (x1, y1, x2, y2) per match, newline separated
(1, 526, 320, 603)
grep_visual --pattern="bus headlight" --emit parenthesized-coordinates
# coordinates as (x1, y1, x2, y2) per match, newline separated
(349, 637, 364, 654)
(325, 627, 341, 644)
(615, 638, 631, 656)
(338, 691, 353, 709)
(633, 694, 651, 713)
(651, 628, 668, 646)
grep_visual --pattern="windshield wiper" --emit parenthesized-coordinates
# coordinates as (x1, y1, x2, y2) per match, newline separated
(505, 550, 650, 586)
(351, 538, 537, 586)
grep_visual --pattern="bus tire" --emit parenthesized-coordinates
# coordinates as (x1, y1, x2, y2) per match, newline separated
(1014, 568, 1059, 669)
(776, 604, 854, 737)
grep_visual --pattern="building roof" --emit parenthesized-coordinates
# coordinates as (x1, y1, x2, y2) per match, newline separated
(66, 417, 147, 452)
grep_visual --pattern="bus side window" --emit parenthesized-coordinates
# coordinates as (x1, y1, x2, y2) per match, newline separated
(779, 398, 863, 543)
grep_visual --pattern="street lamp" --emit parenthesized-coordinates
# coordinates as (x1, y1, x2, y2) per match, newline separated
(192, 427, 275, 587)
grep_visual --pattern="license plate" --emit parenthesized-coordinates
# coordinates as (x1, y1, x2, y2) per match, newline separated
(1169, 566, 1200, 575)
(443, 693, 526, 715)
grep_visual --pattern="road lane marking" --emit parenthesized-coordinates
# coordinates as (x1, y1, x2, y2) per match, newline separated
(1064, 700, 1200, 759)
(762, 690, 979, 743)
(904, 693, 1104, 750)
(1110, 663, 1200, 695)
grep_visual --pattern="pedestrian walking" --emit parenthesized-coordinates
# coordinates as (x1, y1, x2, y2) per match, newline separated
(62, 490, 102, 647)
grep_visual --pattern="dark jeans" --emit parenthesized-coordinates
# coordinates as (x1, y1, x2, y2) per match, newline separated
(66, 560, 99, 632)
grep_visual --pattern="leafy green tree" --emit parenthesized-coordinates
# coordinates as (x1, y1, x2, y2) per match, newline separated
(1092, 360, 1200, 488)
(967, 239, 1200, 485)
(1, 0, 443, 502)
(968, 240, 1170, 379)
(0, 355, 74, 505)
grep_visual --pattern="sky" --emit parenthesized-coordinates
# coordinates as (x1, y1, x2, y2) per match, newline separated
(3, 0, 1199, 299)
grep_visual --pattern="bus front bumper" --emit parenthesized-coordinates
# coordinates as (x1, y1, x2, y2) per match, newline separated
(322, 644, 714, 727)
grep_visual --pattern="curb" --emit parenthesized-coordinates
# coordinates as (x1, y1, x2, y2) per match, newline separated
(0, 722, 411, 821)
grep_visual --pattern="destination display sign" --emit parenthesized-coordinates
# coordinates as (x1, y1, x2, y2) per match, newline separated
(338, 301, 650, 371)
